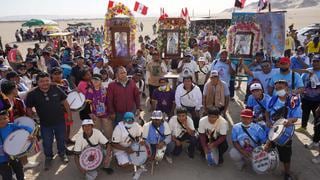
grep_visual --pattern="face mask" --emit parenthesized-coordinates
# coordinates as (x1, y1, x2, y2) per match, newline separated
(276, 89, 286, 97)
(124, 123, 134, 129)
(160, 85, 167, 90)
(280, 68, 289, 73)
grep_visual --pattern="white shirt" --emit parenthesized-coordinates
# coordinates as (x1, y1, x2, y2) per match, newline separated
(198, 116, 228, 139)
(74, 129, 108, 153)
(203, 51, 212, 64)
(169, 115, 195, 138)
(112, 122, 142, 152)
(142, 121, 171, 139)
(178, 60, 198, 82)
(93, 66, 103, 75)
(175, 83, 202, 110)
(196, 65, 210, 85)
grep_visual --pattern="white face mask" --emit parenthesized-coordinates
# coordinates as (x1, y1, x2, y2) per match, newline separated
(160, 85, 167, 90)
(124, 123, 134, 129)
(276, 89, 287, 97)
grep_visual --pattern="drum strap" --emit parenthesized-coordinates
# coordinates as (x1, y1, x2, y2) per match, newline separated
(83, 133, 98, 147)
(125, 127, 136, 142)
(241, 125, 260, 146)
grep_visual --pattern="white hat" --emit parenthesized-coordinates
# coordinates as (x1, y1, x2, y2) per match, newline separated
(82, 119, 94, 126)
(198, 57, 206, 62)
(210, 70, 219, 77)
(250, 83, 262, 91)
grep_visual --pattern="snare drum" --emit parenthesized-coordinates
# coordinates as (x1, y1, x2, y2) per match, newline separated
(3, 129, 33, 157)
(67, 91, 86, 111)
(79, 147, 104, 171)
(129, 142, 150, 166)
(252, 146, 279, 174)
(14, 116, 36, 132)
(155, 146, 166, 161)
(268, 119, 294, 146)
(206, 148, 219, 166)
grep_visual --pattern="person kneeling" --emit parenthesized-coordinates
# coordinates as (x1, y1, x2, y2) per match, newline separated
(199, 107, 229, 165)
(74, 119, 113, 180)
(168, 108, 197, 159)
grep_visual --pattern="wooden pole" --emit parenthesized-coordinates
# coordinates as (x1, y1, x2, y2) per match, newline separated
(269, 2, 271, 12)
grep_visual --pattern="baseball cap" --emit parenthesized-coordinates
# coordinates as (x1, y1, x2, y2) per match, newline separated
(279, 57, 290, 64)
(198, 57, 206, 62)
(184, 48, 192, 57)
(274, 79, 288, 85)
(250, 83, 262, 91)
(92, 74, 102, 81)
(82, 119, 94, 126)
(312, 55, 320, 61)
(240, 109, 253, 118)
(123, 112, 135, 122)
(95, 57, 104, 63)
(50, 67, 62, 74)
(151, 110, 163, 120)
(210, 70, 219, 77)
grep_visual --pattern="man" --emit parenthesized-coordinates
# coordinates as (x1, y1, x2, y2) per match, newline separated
(241, 59, 279, 94)
(142, 111, 172, 161)
(74, 119, 113, 180)
(107, 66, 141, 125)
(196, 57, 210, 92)
(297, 55, 320, 134)
(199, 107, 228, 165)
(265, 79, 302, 180)
(246, 83, 271, 130)
(209, 49, 236, 89)
(71, 56, 87, 86)
(229, 109, 267, 170)
(177, 50, 198, 83)
(111, 112, 143, 167)
(42, 49, 59, 73)
(290, 46, 310, 72)
(93, 57, 104, 75)
(311, 106, 320, 164)
(26, 72, 72, 170)
(168, 108, 197, 159)
(284, 32, 296, 57)
(146, 51, 166, 98)
(268, 57, 304, 95)
(203, 70, 230, 116)
(0, 109, 33, 180)
(7, 44, 23, 71)
(175, 76, 202, 129)
(132, 50, 146, 70)
(151, 77, 175, 118)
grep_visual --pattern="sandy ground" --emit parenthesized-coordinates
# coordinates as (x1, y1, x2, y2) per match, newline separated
(0, 7, 319, 180)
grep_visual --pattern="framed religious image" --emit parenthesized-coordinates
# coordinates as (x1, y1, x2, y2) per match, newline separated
(113, 31, 130, 58)
(165, 30, 180, 58)
(233, 32, 254, 58)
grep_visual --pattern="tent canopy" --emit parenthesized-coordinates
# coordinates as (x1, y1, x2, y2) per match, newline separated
(22, 19, 58, 27)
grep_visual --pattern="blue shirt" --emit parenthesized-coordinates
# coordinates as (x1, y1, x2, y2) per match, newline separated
(253, 68, 280, 92)
(301, 68, 320, 102)
(210, 59, 236, 87)
(232, 122, 267, 150)
(0, 123, 32, 163)
(246, 94, 271, 118)
(290, 55, 310, 70)
(267, 96, 302, 120)
(269, 71, 304, 93)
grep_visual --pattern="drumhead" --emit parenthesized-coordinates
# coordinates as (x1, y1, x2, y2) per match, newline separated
(268, 125, 284, 141)
(79, 147, 104, 171)
(129, 143, 148, 166)
(252, 146, 270, 174)
(14, 116, 36, 131)
(67, 91, 85, 111)
(4, 129, 33, 156)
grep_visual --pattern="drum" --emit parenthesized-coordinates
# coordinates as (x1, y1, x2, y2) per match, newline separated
(206, 148, 219, 166)
(252, 146, 279, 174)
(14, 116, 36, 132)
(155, 146, 166, 161)
(67, 91, 86, 111)
(3, 129, 33, 157)
(79, 147, 104, 171)
(268, 119, 295, 146)
(129, 142, 150, 166)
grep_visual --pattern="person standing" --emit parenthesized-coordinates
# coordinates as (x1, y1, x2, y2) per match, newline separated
(42, 49, 59, 73)
(146, 51, 166, 98)
(26, 72, 72, 170)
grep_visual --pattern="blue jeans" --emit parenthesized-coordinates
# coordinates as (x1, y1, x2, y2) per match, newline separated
(40, 122, 66, 158)
(168, 133, 197, 156)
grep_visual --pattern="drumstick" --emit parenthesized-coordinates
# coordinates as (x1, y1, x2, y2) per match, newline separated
(137, 144, 141, 156)
(69, 98, 77, 107)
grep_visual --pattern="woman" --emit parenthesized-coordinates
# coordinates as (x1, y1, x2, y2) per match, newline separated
(77, 68, 93, 120)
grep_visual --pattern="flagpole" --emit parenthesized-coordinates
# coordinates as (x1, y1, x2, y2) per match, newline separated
(268, 1, 271, 12)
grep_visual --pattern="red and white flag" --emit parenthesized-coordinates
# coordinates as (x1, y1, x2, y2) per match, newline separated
(258, 0, 269, 11)
(134, 1, 148, 15)
(180, 7, 190, 22)
(108, 0, 117, 9)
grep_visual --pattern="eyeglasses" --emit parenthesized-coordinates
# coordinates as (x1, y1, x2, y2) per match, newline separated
(43, 93, 50, 101)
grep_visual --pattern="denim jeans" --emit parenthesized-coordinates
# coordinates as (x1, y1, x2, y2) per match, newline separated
(229, 77, 235, 98)
(40, 122, 66, 158)
(168, 133, 197, 156)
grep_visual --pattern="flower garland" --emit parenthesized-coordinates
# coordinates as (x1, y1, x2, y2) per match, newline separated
(157, 18, 189, 55)
(227, 22, 261, 56)
(104, 3, 136, 56)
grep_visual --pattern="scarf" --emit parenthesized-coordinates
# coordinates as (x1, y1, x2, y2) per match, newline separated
(205, 80, 225, 108)
(146, 123, 165, 145)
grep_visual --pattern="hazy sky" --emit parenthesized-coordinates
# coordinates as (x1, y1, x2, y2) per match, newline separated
(1, 0, 260, 17)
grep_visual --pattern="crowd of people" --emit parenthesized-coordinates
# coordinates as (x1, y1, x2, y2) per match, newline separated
(0, 22, 319, 180)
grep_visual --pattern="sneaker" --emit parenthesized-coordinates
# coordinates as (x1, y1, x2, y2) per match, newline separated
(284, 173, 293, 180)
(165, 155, 173, 164)
(24, 161, 40, 169)
(312, 155, 320, 164)
(306, 142, 319, 149)
(102, 167, 114, 175)
(44, 157, 53, 171)
(296, 127, 307, 133)
(59, 154, 69, 164)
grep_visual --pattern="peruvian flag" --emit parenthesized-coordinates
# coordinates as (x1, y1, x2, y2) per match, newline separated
(180, 7, 190, 23)
(234, 0, 246, 8)
(134, 1, 148, 15)
(258, 0, 269, 11)
(108, 0, 116, 9)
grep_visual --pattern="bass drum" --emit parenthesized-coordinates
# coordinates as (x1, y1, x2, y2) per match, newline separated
(79, 147, 104, 171)
(129, 142, 151, 166)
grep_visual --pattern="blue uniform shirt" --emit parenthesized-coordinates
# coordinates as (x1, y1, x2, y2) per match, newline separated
(246, 94, 271, 119)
